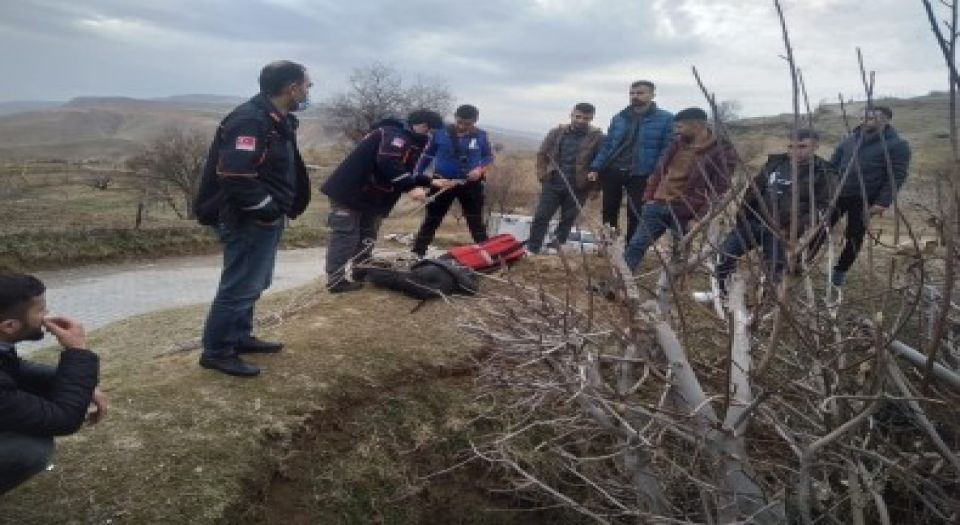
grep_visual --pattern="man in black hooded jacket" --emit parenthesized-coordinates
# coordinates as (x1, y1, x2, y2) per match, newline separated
(321, 110, 453, 293)
(825, 105, 911, 286)
(713, 129, 835, 297)
(0, 273, 107, 494)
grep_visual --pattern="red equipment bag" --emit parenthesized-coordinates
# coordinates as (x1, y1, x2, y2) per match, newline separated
(444, 234, 526, 271)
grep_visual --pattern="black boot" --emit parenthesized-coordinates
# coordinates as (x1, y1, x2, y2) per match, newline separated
(237, 337, 283, 354)
(199, 355, 260, 377)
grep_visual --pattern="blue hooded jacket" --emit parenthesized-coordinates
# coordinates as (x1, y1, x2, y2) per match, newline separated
(589, 103, 674, 177)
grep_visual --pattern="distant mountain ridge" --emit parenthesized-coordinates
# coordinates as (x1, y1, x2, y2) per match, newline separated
(0, 100, 62, 116)
(1, 91, 951, 162)
(0, 94, 545, 161)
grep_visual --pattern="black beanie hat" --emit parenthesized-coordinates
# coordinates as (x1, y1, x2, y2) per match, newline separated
(407, 109, 444, 129)
(674, 107, 709, 122)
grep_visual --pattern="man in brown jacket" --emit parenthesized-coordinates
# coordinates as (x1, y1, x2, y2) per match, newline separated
(528, 103, 604, 253)
(623, 107, 738, 271)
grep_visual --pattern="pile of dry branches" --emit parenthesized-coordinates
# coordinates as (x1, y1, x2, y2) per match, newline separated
(454, 2, 960, 522)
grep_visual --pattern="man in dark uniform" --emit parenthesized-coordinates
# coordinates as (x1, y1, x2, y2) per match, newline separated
(196, 61, 313, 377)
(321, 110, 452, 293)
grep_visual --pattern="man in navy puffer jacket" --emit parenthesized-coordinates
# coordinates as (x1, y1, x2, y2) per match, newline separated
(824, 105, 911, 286)
(587, 80, 674, 242)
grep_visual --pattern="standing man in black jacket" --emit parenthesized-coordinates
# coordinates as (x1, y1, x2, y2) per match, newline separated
(320, 110, 452, 293)
(827, 105, 911, 286)
(711, 129, 835, 298)
(197, 61, 313, 377)
(0, 273, 106, 494)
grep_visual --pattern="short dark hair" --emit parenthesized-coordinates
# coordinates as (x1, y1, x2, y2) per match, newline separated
(789, 128, 820, 141)
(258, 61, 307, 96)
(0, 273, 45, 321)
(868, 105, 893, 120)
(573, 102, 596, 115)
(407, 109, 444, 129)
(630, 80, 655, 91)
(455, 104, 479, 121)
(674, 107, 709, 122)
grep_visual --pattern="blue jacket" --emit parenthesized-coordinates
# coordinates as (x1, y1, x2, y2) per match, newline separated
(589, 103, 674, 177)
(415, 125, 495, 179)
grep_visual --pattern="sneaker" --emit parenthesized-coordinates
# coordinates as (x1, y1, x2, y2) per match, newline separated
(327, 281, 364, 294)
(237, 337, 283, 354)
(693, 290, 728, 305)
(199, 355, 260, 377)
(830, 269, 847, 287)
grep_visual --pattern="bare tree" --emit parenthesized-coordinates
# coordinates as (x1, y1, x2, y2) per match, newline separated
(127, 128, 208, 219)
(321, 63, 455, 143)
(716, 99, 743, 122)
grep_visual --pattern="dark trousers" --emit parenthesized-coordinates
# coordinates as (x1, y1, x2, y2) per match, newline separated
(202, 219, 283, 358)
(715, 219, 786, 291)
(527, 180, 587, 253)
(324, 200, 384, 284)
(0, 432, 54, 494)
(810, 195, 869, 273)
(601, 168, 647, 242)
(413, 180, 487, 255)
(623, 202, 686, 271)
(830, 195, 869, 273)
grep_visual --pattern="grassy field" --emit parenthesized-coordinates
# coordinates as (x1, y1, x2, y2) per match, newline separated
(0, 260, 601, 524)
(0, 153, 548, 272)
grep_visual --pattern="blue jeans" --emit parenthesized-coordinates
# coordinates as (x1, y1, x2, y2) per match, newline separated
(202, 219, 283, 358)
(623, 202, 686, 271)
(527, 180, 586, 253)
(0, 432, 53, 494)
(715, 219, 785, 290)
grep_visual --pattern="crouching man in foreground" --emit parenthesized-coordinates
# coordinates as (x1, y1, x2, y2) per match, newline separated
(0, 273, 107, 494)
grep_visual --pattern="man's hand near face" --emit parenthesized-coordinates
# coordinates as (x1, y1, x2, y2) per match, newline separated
(42, 316, 87, 349)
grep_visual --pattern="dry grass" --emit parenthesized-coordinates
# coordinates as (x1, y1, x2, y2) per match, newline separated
(0, 281, 481, 523)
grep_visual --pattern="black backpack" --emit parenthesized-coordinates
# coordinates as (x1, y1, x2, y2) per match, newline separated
(193, 125, 225, 226)
(363, 257, 479, 300)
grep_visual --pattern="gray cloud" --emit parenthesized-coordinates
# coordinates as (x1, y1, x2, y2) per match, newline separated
(0, 0, 950, 132)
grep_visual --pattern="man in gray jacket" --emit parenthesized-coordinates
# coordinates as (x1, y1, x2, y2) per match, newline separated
(826, 105, 911, 286)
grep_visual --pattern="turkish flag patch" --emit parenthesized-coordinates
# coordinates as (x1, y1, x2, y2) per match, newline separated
(391, 137, 406, 148)
(235, 136, 257, 151)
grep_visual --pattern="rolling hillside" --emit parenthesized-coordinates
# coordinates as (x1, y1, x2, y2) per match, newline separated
(0, 95, 543, 161)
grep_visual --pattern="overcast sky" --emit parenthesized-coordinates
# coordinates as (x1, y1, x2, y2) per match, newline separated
(0, 0, 950, 132)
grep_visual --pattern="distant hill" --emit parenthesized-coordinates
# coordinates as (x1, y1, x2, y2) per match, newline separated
(1, 91, 953, 166)
(0, 95, 544, 161)
(0, 100, 62, 116)
(485, 125, 542, 152)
